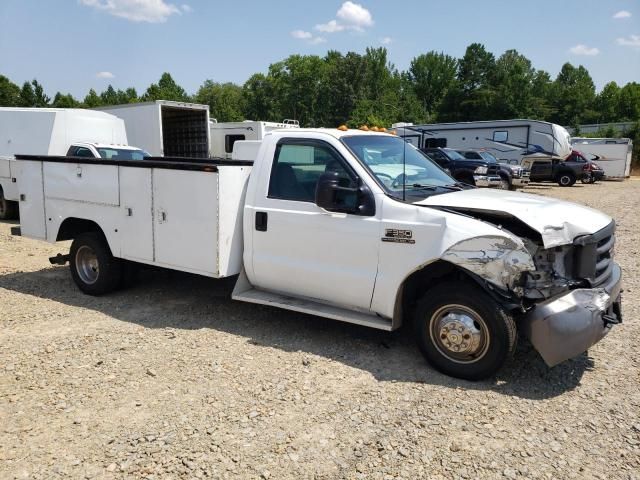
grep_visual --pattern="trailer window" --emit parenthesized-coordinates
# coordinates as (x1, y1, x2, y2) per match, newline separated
(225, 135, 246, 154)
(424, 138, 447, 148)
(268, 142, 355, 203)
(493, 131, 508, 142)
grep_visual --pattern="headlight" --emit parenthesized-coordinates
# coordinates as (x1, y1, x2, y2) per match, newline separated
(474, 166, 488, 175)
(511, 167, 522, 177)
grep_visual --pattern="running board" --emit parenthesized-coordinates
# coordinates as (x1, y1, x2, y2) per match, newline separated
(232, 272, 392, 331)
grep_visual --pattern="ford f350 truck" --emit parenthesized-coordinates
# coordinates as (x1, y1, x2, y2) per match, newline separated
(13, 128, 622, 380)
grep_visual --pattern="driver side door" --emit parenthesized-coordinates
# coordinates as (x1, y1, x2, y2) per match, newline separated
(250, 138, 380, 311)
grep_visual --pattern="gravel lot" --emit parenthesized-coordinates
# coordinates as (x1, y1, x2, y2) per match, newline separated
(1, 180, 639, 480)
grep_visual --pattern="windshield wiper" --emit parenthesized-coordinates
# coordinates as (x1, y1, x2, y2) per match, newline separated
(408, 183, 463, 191)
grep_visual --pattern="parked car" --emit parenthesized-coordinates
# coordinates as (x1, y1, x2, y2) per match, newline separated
(525, 150, 603, 186)
(456, 149, 530, 190)
(421, 147, 501, 188)
(567, 150, 605, 184)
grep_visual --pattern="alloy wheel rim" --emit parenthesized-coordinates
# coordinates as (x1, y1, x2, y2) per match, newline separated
(76, 245, 99, 285)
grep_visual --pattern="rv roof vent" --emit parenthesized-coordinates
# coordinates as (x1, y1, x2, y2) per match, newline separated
(283, 119, 300, 127)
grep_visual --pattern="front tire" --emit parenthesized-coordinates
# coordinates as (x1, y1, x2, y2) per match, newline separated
(557, 172, 576, 187)
(499, 175, 510, 190)
(413, 282, 517, 380)
(69, 232, 122, 295)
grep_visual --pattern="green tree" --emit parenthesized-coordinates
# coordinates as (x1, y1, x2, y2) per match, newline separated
(0, 75, 21, 106)
(454, 43, 497, 120)
(100, 85, 119, 105)
(195, 80, 246, 122)
(142, 73, 189, 102)
(243, 73, 276, 121)
(408, 51, 457, 116)
(51, 92, 80, 108)
(19, 81, 36, 107)
(550, 63, 596, 125)
(83, 88, 102, 107)
(31, 80, 50, 107)
(594, 82, 620, 123)
(492, 49, 535, 118)
(529, 70, 555, 120)
(617, 82, 640, 121)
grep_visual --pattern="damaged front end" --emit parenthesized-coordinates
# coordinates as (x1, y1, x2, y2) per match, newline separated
(440, 210, 622, 367)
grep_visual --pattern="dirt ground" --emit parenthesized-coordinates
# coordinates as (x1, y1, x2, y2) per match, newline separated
(1, 180, 639, 480)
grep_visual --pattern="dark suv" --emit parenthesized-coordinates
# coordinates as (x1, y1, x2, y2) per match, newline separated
(456, 149, 530, 190)
(421, 147, 501, 188)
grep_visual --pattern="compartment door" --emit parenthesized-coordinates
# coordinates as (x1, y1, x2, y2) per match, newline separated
(152, 169, 219, 276)
(119, 167, 154, 262)
(17, 160, 46, 240)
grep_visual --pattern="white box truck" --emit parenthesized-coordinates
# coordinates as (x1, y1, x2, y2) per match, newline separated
(209, 120, 299, 159)
(13, 128, 621, 380)
(97, 100, 210, 158)
(0, 107, 143, 219)
(571, 137, 633, 179)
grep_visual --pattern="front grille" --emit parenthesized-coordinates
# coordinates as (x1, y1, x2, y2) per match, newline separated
(573, 221, 616, 286)
(521, 170, 531, 178)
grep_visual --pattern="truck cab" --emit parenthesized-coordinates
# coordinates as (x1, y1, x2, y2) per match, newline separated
(66, 143, 149, 160)
(13, 129, 622, 380)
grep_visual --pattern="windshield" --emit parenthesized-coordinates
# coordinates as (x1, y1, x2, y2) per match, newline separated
(342, 135, 457, 200)
(478, 151, 498, 163)
(441, 148, 466, 161)
(97, 148, 149, 160)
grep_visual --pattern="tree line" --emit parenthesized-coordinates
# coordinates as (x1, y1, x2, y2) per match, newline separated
(1, 43, 639, 131)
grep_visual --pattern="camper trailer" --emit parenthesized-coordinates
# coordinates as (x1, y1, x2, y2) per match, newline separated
(571, 137, 633, 179)
(209, 120, 299, 159)
(394, 120, 572, 164)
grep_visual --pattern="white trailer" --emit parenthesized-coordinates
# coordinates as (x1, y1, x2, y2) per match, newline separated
(395, 120, 572, 164)
(98, 100, 210, 158)
(13, 128, 621, 380)
(209, 120, 299, 158)
(571, 137, 633, 179)
(0, 107, 130, 219)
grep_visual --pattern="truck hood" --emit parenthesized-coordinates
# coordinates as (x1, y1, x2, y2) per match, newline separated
(415, 188, 612, 248)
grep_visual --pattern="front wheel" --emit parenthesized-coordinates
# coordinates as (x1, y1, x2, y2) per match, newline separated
(413, 282, 517, 380)
(69, 232, 122, 295)
(499, 176, 511, 190)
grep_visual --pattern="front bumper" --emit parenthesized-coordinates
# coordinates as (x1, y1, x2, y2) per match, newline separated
(474, 175, 502, 188)
(521, 263, 622, 366)
(511, 176, 530, 187)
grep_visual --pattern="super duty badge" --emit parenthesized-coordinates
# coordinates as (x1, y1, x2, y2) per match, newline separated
(382, 229, 415, 244)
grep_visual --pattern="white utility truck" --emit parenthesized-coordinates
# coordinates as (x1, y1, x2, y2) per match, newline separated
(13, 128, 622, 380)
(97, 100, 210, 158)
(0, 107, 145, 220)
(209, 120, 300, 159)
(394, 120, 573, 164)
(571, 137, 633, 179)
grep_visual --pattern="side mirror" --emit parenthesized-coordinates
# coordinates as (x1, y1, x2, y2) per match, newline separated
(315, 171, 375, 216)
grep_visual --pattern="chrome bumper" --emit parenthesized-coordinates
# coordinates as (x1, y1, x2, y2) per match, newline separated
(474, 175, 502, 188)
(511, 176, 530, 187)
(521, 263, 622, 367)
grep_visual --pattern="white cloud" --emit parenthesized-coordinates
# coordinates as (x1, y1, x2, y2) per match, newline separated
(617, 34, 640, 47)
(96, 71, 115, 79)
(180, 4, 192, 13)
(313, 2, 374, 35)
(315, 20, 345, 33)
(380, 36, 392, 45)
(613, 10, 631, 19)
(337, 1, 373, 28)
(79, 0, 181, 23)
(569, 44, 600, 56)
(291, 30, 326, 45)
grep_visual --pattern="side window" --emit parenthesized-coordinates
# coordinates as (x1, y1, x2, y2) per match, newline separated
(72, 147, 96, 158)
(225, 134, 246, 154)
(268, 142, 356, 203)
(493, 131, 508, 142)
(424, 137, 447, 148)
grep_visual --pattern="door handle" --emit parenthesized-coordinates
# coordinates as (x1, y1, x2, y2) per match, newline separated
(255, 211, 268, 231)
(158, 209, 167, 223)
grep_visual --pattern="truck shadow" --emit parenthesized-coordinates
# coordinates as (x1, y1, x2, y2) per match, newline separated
(0, 265, 594, 400)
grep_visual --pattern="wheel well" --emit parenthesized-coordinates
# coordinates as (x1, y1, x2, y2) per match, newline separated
(393, 260, 478, 329)
(56, 218, 104, 242)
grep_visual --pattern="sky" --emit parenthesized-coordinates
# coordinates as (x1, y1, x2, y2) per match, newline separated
(0, 0, 638, 99)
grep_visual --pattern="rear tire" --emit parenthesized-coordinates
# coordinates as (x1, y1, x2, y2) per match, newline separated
(69, 232, 122, 295)
(556, 172, 576, 187)
(0, 194, 18, 220)
(413, 282, 517, 380)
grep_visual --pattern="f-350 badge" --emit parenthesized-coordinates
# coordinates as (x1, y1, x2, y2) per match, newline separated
(382, 229, 415, 244)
